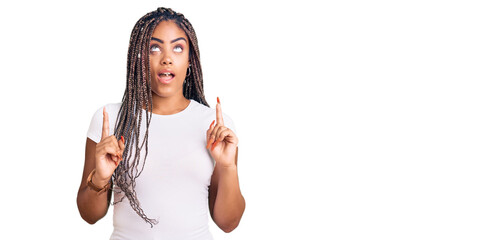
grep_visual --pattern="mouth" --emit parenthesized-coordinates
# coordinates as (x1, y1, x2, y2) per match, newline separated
(157, 71, 175, 84)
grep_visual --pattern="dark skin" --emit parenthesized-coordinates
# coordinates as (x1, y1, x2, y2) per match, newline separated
(76, 20, 245, 232)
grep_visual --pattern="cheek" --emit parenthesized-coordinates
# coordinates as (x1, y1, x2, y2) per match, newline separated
(149, 58, 155, 69)
(176, 51, 190, 64)
(149, 59, 157, 76)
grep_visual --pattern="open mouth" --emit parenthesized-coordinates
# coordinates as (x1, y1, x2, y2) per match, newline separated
(158, 72, 175, 83)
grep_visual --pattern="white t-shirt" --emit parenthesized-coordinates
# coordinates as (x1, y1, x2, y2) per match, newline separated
(86, 99, 236, 240)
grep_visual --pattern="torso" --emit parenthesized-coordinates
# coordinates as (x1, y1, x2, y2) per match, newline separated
(87, 99, 235, 240)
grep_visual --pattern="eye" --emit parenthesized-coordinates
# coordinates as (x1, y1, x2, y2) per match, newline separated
(173, 45, 183, 53)
(149, 44, 161, 54)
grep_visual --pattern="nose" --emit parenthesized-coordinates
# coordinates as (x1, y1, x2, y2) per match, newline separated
(161, 53, 173, 65)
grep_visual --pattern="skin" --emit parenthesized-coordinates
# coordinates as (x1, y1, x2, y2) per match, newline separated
(206, 99, 246, 232)
(76, 20, 245, 233)
(148, 21, 191, 114)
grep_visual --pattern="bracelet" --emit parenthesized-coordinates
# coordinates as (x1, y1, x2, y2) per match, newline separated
(87, 169, 110, 195)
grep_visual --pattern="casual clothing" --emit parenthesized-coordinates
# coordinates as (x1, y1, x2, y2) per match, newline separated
(87, 99, 236, 240)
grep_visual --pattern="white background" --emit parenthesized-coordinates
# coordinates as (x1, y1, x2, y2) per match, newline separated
(0, 0, 502, 239)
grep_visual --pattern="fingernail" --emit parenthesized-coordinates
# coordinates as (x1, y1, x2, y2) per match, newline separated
(217, 97, 220, 104)
(210, 120, 215, 128)
(121, 136, 124, 143)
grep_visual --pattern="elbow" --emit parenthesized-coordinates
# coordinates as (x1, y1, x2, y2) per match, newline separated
(217, 206, 245, 233)
(76, 194, 101, 225)
(77, 201, 98, 225)
(78, 205, 101, 225)
(214, 197, 246, 233)
(83, 216, 98, 225)
(219, 221, 240, 233)
(214, 214, 243, 233)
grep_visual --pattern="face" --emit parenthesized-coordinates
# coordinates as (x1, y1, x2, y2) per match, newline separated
(148, 20, 190, 99)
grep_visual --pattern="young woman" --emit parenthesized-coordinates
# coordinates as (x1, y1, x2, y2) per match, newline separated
(76, 7, 245, 239)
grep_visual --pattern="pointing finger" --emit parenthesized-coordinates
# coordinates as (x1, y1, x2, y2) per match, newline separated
(216, 97, 224, 125)
(101, 107, 109, 141)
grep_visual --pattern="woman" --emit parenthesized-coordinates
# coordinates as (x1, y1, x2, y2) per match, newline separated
(76, 7, 245, 239)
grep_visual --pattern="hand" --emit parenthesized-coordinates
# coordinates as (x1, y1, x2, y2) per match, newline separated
(206, 97, 238, 168)
(94, 107, 125, 186)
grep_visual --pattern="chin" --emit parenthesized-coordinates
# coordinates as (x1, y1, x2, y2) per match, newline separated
(150, 76, 184, 98)
(152, 88, 182, 98)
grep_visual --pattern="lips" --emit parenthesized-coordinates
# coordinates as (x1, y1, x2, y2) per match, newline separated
(157, 69, 175, 84)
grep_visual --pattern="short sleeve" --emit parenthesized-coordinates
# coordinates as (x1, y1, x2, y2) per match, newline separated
(87, 106, 104, 143)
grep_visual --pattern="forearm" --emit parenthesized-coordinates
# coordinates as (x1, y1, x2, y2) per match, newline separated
(76, 175, 111, 224)
(213, 164, 245, 232)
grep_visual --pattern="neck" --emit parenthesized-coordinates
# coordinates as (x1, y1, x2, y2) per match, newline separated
(149, 94, 190, 115)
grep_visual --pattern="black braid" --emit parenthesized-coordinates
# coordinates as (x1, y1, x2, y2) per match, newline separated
(111, 7, 208, 227)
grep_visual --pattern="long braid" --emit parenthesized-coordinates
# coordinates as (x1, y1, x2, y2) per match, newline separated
(110, 7, 208, 227)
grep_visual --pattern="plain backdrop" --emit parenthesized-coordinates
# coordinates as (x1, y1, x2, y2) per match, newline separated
(1, 0, 502, 239)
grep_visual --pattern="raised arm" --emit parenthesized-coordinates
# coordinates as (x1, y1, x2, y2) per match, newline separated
(207, 98, 246, 232)
(76, 107, 125, 224)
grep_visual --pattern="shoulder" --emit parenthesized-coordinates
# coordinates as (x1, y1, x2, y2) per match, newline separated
(189, 99, 212, 114)
(87, 102, 122, 137)
(103, 102, 122, 115)
(90, 102, 122, 118)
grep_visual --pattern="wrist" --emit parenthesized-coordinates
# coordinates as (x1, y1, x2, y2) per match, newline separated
(215, 162, 237, 171)
(91, 175, 110, 189)
(87, 169, 110, 195)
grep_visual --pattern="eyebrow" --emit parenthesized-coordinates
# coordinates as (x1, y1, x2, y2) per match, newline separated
(151, 37, 187, 44)
(170, 37, 187, 44)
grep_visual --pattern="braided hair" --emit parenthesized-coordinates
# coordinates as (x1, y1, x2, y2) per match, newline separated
(111, 7, 207, 227)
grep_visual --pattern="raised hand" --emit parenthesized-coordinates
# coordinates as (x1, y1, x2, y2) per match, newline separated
(93, 107, 125, 187)
(206, 97, 238, 167)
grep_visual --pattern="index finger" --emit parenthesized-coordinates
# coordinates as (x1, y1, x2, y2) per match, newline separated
(101, 107, 109, 140)
(216, 97, 224, 125)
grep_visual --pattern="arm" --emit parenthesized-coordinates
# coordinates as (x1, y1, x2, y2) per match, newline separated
(76, 138, 112, 224)
(209, 147, 245, 233)
(206, 98, 245, 233)
(77, 107, 125, 224)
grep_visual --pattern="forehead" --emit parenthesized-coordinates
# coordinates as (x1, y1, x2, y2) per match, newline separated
(151, 20, 187, 40)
